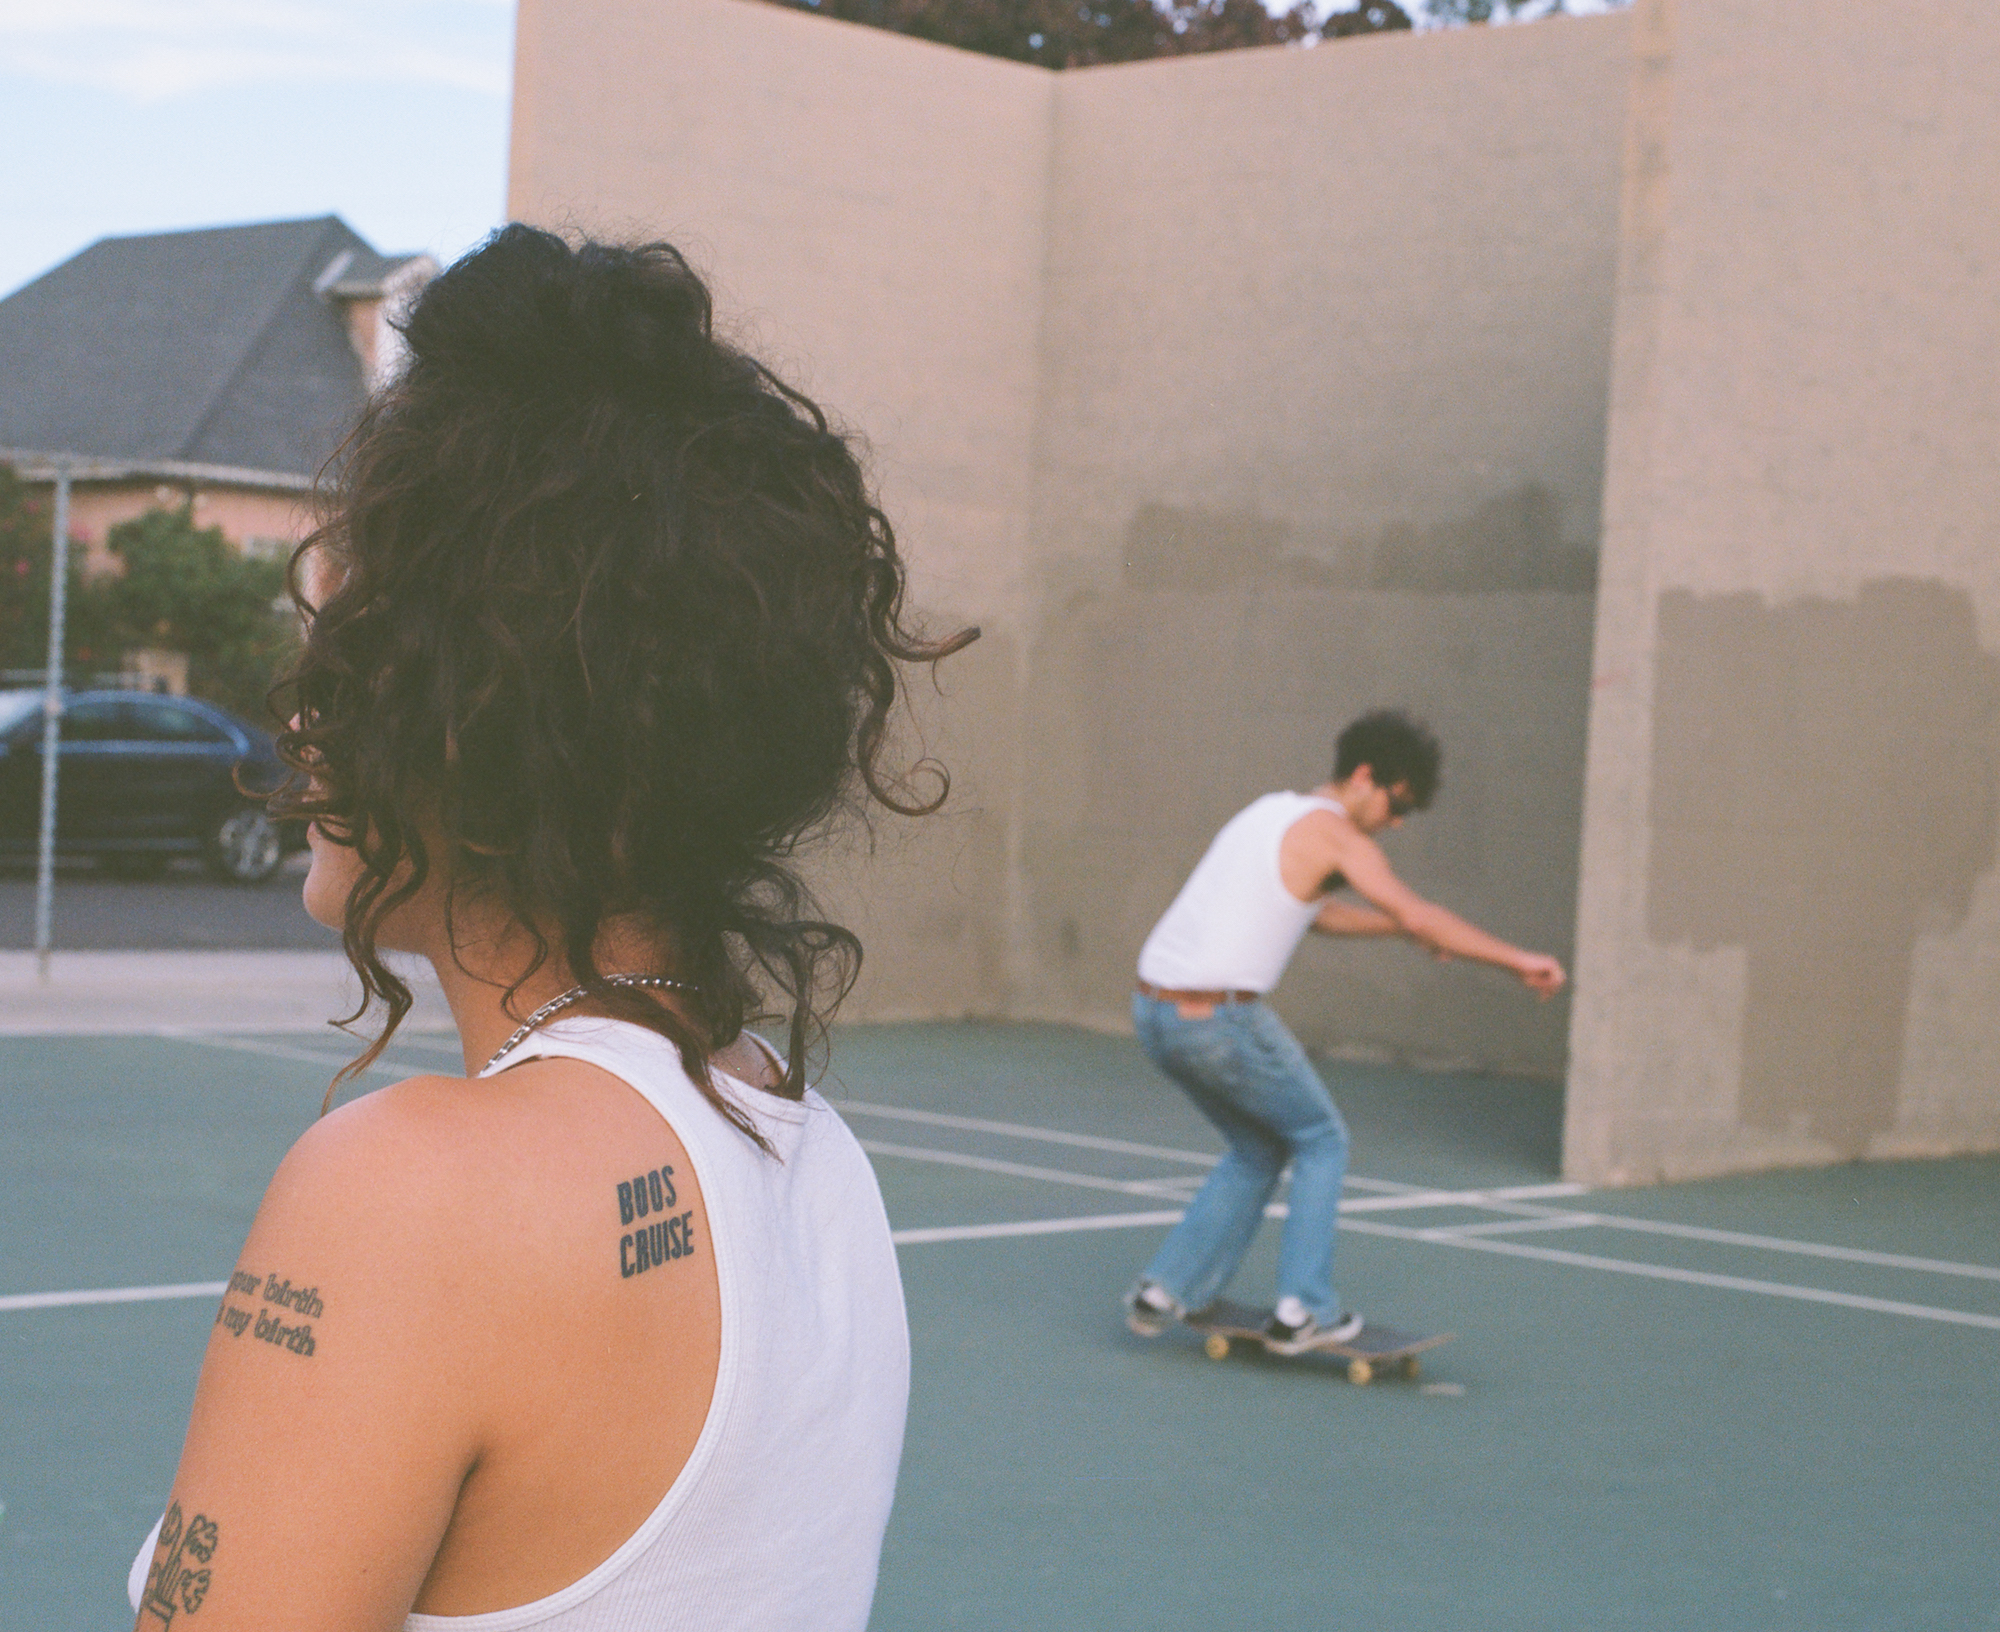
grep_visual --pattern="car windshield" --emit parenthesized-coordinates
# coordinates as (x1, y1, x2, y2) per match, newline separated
(0, 690, 43, 737)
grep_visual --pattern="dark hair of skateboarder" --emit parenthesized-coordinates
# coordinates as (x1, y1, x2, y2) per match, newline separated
(1333, 709, 1440, 811)
(1124, 707, 1563, 1355)
(127, 225, 969, 1631)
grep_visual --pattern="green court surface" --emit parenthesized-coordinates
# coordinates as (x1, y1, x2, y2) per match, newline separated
(3, 1021, 1996, 1630)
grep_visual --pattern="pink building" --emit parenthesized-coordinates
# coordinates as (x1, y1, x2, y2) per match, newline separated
(0, 216, 437, 575)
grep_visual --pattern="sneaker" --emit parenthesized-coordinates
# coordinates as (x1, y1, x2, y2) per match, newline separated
(1263, 1302, 1364, 1356)
(1124, 1281, 1180, 1338)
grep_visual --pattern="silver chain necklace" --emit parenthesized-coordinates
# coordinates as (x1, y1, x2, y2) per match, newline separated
(482, 974, 696, 1075)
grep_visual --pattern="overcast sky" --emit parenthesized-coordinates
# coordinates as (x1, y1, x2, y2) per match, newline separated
(0, 0, 514, 298)
(0, 0, 1625, 301)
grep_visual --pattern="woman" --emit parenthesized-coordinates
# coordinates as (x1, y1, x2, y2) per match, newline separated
(129, 226, 971, 1631)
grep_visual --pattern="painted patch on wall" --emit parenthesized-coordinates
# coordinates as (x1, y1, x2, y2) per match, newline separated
(1648, 578, 2000, 1156)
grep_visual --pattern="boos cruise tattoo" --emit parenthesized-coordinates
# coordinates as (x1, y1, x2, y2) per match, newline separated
(618, 1164, 697, 1279)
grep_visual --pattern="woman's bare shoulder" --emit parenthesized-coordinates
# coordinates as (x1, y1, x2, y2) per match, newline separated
(265, 1072, 511, 1231)
(273, 1061, 687, 1256)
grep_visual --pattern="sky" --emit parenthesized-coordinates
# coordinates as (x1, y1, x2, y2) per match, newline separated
(0, 0, 1625, 302)
(0, 1, 516, 299)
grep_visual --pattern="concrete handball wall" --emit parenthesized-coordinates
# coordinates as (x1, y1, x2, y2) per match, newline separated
(510, 0, 1054, 1019)
(1567, 0, 2000, 1181)
(1020, 21, 1628, 1072)
(507, 0, 1631, 1078)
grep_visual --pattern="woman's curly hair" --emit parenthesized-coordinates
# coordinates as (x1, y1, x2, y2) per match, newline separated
(275, 224, 974, 1135)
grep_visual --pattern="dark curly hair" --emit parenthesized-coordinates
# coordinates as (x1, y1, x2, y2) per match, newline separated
(1332, 709, 1441, 811)
(275, 225, 974, 1134)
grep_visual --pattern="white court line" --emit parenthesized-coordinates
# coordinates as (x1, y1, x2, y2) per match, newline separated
(379, 1035, 466, 1055)
(839, 1107, 1448, 1196)
(1387, 1194, 2000, 1283)
(53, 1046, 1999, 1318)
(893, 1211, 1185, 1245)
(157, 1032, 446, 1081)
(1428, 1215, 1604, 1240)
(1337, 1217, 2000, 1332)
(834, 1100, 1226, 1167)
(862, 1139, 2000, 1331)
(860, 1139, 1413, 1208)
(4, 1218, 1193, 1309)
(851, 1113, 2000, 1285)
(857, 1141, 1192, 1200)
(0, 1281, 226, 1313)
(1342, 1186, 1594, 1215)
(137, 1048, 2000, 1282)
(1342, 1191, 1489, 1214)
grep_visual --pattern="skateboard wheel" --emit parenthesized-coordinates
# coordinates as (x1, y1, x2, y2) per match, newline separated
(1204, 1334, 1231, 1361)
(1402, 1356, 1420, 1381)
(1347, 1358, 1374, 1385)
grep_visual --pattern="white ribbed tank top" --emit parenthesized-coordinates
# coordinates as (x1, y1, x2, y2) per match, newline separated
(130, 1018, 909, 1632)
(1136, 791, 1347, 993)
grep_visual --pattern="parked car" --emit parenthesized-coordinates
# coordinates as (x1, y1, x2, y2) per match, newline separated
(0, 689, 307, 883)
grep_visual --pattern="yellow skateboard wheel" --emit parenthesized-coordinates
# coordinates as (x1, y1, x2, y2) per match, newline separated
(1204, 1334, 1231, 1361)
(1347, 1358, 1374, 1385)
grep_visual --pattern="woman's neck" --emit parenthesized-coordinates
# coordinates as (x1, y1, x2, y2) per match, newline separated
(412, 908, 686, 1078)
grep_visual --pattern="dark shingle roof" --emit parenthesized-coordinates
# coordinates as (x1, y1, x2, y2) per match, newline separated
(0, 216, 427, 481)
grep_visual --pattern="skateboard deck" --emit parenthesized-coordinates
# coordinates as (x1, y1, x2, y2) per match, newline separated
(1182, 1298, 1453, 1384)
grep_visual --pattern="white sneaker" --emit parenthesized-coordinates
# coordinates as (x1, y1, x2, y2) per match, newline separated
(1123, 1281, 1180, 1337)
(1263, 1306, 1364, 1356)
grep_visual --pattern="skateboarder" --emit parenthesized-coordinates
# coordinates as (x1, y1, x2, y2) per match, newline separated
(1123, 709, 1565, 1354)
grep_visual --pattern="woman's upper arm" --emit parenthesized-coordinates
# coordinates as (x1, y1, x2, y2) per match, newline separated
(136, 1083, 486, 1632)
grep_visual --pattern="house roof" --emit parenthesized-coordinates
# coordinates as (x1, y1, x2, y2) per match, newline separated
(0, 216, 433, 484)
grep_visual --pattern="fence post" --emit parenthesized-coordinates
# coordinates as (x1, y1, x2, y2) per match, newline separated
(34, 465, 72, 983)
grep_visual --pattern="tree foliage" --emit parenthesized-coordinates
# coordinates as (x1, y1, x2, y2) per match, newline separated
(759, 0, 1626, 60)
(1324, 2, 1414, 36)
(94, 507, 298, 723)
(762, 0, 1410, 67)
(1420, 0, 1561, 22)
(0, 464, 120, 682)
(0, 470, 297, 723)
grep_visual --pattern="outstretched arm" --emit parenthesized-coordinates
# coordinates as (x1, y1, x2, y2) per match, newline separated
(1310, 898, 1400, 937)
(1292, 814, 1565, 996)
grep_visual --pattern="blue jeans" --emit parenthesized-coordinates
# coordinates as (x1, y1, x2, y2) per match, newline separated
(1133, 992, 1350, 1323)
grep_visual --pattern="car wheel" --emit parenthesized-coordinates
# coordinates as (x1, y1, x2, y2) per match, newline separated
(207, 807, 283, 884)
(102, 853, 172, 881)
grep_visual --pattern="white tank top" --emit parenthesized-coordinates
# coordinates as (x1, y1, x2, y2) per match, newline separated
(130, 1018, 909, 1632)
(1136, 791, 1347, 993)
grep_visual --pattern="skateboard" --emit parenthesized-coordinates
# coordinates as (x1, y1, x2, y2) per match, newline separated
(1182, 1298, 1453, 1384)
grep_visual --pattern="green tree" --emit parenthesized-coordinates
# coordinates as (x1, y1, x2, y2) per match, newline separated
(1323, 2, 1412, 35)
(94, 506, 299, 724)
(759, 0, 1629, 61)
(762, 0, 1336, 67)
(0, 463, 122, 681)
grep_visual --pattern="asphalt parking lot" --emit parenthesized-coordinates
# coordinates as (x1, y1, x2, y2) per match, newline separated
(0, 854, 331, 951)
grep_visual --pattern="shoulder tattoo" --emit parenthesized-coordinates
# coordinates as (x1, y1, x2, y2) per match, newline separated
(616, 1165, 697, 1279)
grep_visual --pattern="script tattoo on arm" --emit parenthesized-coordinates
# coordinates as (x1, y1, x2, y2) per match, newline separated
(139, 1501, 219, 1627)
(211, 1268, 323, 1357)
(616, 1165, 698, 1279)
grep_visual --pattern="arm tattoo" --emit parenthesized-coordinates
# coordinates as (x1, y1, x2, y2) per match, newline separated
(212, 1268, 322, 1357)
(139, 1501, 218, 1626)
(616, 1165, 697, 1279)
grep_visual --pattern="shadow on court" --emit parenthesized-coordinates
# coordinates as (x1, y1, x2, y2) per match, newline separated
(0, 1021, 1994, 1631)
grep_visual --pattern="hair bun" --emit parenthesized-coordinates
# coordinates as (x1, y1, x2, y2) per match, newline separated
(401, 225, 719, 405)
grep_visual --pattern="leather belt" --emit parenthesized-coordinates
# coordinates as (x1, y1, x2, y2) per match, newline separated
(1136, 980, 1262, 1005)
